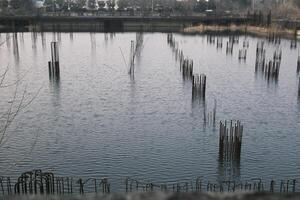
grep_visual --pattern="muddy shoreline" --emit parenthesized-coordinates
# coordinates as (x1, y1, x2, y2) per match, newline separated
(184, 24, 300, 39)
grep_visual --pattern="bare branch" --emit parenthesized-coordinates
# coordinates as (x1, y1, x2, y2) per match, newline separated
(0, 66, 9, 87)
(0, 34, 11, 47)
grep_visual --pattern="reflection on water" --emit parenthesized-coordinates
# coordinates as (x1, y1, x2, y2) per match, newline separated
(0, 32, 300, 190)
(12, 33, 19, 64)
(217, 153, 241, 183)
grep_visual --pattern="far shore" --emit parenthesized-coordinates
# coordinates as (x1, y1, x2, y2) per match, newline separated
(183, 24, 300, 39)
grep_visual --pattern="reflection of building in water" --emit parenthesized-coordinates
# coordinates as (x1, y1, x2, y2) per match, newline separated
(12, 33, 19, 63)
(70, 32, 73, 41)
(90, 32, 96, 52)
(6, 33, 11, 50)
(217, 120, 243, 182)
(31, 32, 37, 49)
(41, 32, 46, 49)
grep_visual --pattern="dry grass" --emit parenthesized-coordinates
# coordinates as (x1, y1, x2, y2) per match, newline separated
(184, 24, 298, 38)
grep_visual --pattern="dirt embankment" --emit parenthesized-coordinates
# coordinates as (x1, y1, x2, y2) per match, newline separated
(184, 24, 299, 39)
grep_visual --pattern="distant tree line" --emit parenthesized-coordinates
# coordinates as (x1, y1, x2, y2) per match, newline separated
(0, 0, 299, 15)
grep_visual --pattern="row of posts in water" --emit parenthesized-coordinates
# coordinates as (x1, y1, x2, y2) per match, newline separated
(255, 41, 282, 81)
(0, 172, 297, 195)
(207, 35, 252, 60)
(169, 34, 241, 169)
(167, 33, 207, 99)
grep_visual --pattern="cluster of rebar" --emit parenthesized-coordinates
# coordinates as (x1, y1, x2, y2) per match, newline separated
(255, 42, 281, 81)
(0, 174, 298, 194)
(181, 58, 194, 80)
(255, 41, 266, 69)
(226, 41, 234, 54)
(167, 33, 181, 60)
(207, 35, 215, 44)
(203, 100, 217, 127)
(229, 36, 239, 44)
(263, 56, 281, 80)
(167, 33, 177, 47)
(243, 40, 249, 48)
(48, 41, 60, 79)
(192, 74, 207, 100)
(267, 32, 281, 44)
(227, 35, 239, 55)
(238, 49, 247, 60)
(219, 120, 243, 162)
(290, 40, 297, 49)
(216, 38, 223, 48)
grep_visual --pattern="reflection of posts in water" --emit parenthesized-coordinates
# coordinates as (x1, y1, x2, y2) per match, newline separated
(129, 40, 135, 76)
(297, 56, 300, 73)
(298, 77, 300, 98)
(238, 48, 247, 60)
(6, 33, 11, 50)
(226, 41, 233, 54)
(70, 32, 73, 41)
(204, 99, 217, 128)
(31, 32, 37, 50)
(48, 42, 60, 79)
(267, 32, 281, 44)
(41, 32, 46, 49)
(180, 59, 193, 80)
(12, 33, 19, 63)
(90, 33, 96, 52)
(218, 120, 243, 182)
(135, 32, 143, 57)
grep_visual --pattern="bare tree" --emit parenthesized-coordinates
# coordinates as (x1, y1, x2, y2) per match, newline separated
(0, 39, 42, 148)
(0, 65, 41, 148)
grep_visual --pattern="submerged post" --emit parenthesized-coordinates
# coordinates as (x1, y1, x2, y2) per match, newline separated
(48, 42, 60, 79)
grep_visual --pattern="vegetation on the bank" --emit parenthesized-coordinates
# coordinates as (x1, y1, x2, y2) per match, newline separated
(0, 0, 299, 19)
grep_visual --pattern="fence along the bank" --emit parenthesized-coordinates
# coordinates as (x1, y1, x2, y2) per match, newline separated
(124, 177, 297, 193)
(0, 170, 110, 195)
(0, 172, 298, 195)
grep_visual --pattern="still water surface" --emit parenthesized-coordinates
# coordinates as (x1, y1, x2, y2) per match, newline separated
(0, 32, 300, 190)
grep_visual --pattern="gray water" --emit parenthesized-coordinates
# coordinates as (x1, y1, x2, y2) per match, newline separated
(0, 32, 300, 190)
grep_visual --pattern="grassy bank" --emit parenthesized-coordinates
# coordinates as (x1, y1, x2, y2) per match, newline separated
(184, 24, 299, 39)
